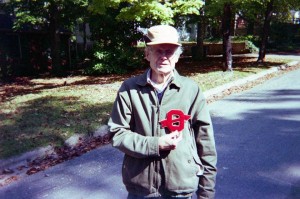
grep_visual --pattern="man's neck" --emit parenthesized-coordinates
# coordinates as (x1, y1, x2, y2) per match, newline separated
(151, 71, 172, 85)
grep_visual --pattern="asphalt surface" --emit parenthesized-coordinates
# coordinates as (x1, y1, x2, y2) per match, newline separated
(0, 56, 300, 199)
(211, 67, 300, 198)
(0, 145, 126, 199)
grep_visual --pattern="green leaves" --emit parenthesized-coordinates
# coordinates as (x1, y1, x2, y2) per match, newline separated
(90, 0, 205, 24)
(8, 0, 89, 30)
(171, 0, 204, 15)
(14, 11, 41, 29)
(117, 1, 173, 23)
(88, 0, 121, 14)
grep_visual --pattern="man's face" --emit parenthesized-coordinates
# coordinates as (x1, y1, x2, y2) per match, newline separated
(145, 44, 180, 78)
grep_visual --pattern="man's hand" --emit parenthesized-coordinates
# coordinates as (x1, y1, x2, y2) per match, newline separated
(158, 130, 182, 150)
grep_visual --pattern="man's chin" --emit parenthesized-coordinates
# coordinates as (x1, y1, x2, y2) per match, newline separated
(157, 69, 172, 75)
(157, 66, 173, 72)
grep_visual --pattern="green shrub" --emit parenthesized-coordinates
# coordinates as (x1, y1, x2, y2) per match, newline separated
(245, 40, 259, 53)
(85, 44, 145, 75)
(232, 35, 259, 53)
(269, 23, 300, 51)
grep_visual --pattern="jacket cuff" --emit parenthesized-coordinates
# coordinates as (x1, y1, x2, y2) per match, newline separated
(148, 136, 160, 157)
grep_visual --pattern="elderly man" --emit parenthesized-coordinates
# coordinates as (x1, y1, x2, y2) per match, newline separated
(108, 25, 217, 199)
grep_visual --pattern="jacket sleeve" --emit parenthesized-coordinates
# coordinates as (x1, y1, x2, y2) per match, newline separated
(108, 82, 160, 159)
(191, 88, 217, 199)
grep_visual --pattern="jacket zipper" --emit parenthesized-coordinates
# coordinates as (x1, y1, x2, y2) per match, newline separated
(152, 88, 161, 195)
(152, 80, 173, 196)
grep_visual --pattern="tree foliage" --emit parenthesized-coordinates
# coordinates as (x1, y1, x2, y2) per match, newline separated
(237, 0, 300, 61)
(203, 0, 300, 64)
(10, 0, 88, 29)
(3, 0, 299, 76)
(86, 6, 145, 74)
(5, 0, 89, 74)
(86, 0, 205, 74)
(89, 0, 204, 24)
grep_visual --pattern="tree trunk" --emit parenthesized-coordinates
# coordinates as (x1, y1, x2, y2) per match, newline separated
(83, 23, 88, 52)
(257, 0, 274, 62)
(222, 3, 233, 72)
(192, 11, 206, 61)
(49, 3, 61, 74)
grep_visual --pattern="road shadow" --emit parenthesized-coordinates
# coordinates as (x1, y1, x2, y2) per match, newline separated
(212, 89, 300, 198)
(0, 144, 127, 199)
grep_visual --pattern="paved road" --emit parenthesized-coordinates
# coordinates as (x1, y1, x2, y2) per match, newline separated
(0, 145, 127, 199)
(1, 68, 300, 199)
(211, 68, 300, 198)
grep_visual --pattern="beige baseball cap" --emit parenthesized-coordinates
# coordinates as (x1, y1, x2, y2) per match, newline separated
(145, 25, 181, 46)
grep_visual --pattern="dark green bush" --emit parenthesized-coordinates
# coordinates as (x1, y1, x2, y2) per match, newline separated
(269, 23, 300, 50)
(85, 43, 145, 75)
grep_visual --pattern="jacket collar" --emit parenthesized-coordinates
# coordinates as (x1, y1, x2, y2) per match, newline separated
(136, 68, 181, 88)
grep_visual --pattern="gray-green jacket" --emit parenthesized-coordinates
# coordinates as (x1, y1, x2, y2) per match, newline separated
(108, 69, 217, 198)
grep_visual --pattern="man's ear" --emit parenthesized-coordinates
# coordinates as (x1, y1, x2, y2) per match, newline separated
(145, 48, 150, 61)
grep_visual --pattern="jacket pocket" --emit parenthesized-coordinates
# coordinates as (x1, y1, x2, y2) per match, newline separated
(122, 155, 155, 194)
(193, 155, 204, 176)
(163, 138, 203, 192)
(188, 125, 204, 176)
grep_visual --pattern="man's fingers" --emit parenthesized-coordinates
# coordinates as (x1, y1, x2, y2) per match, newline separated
(159, 131, 183, 150)
(169, 130, 182, 139)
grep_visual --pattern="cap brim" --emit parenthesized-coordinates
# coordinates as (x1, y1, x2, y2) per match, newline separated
(146, 41, 181, 46)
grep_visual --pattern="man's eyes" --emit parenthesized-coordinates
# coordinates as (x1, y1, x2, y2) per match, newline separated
(156, 50, 174, 54)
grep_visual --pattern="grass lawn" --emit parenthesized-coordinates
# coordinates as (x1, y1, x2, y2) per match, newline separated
(0, 55, 293, 159)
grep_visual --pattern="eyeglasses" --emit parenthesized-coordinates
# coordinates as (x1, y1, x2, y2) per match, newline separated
(150, 48, 178, 58)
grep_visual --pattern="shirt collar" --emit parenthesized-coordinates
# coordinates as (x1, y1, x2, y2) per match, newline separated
(146, 69, 174, 84)
(137, 68, 181, 89)
(146, 70, 174, 93)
